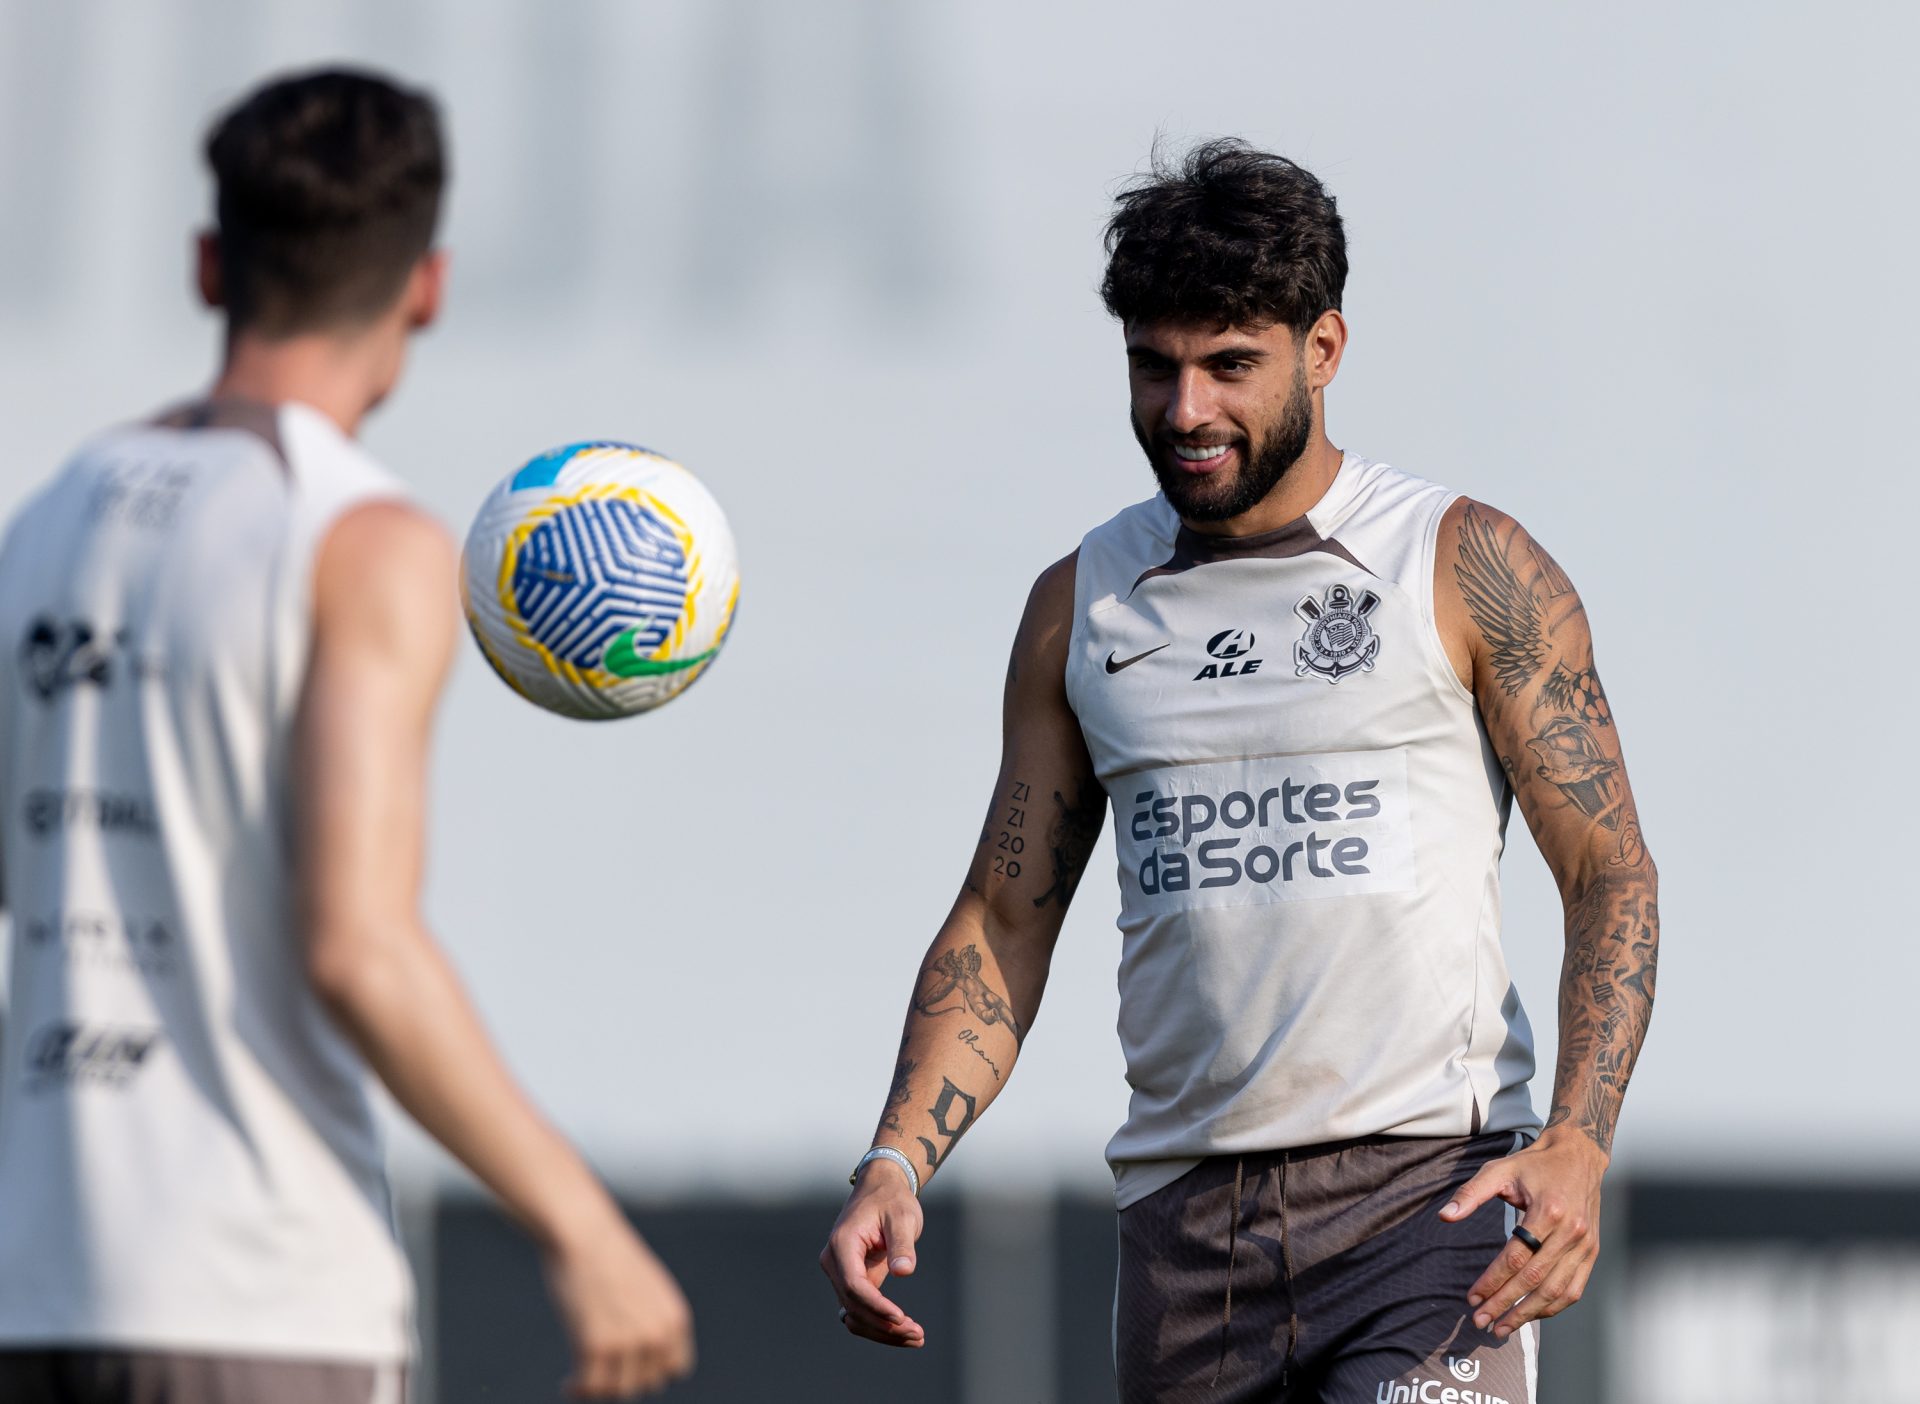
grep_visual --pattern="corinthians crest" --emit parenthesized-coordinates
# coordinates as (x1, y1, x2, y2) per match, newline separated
(1293, 583, 1382, 684)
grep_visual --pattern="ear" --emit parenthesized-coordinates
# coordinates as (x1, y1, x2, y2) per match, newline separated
(1304, 308, 1349, 391)
(404, 249, 449, 332)
(196, 230, 224, 309)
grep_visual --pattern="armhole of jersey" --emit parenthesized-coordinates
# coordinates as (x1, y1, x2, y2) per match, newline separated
(1420, 490, 1475, 705)
(269, 471, 412, 746)
(1062, 540, 1092, 721)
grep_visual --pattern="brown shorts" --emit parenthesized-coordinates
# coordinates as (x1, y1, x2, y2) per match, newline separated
(1116, 1131, 1539, 1404)
(0, 1349, 404, 1404)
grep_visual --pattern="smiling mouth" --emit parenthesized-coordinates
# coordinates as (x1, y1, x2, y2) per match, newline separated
(1166, 441, 1237, 470)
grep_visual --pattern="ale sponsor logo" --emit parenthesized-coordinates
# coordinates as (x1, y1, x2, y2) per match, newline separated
(1119, 748, 1416, 912)
(1193, 627, 1262, 681)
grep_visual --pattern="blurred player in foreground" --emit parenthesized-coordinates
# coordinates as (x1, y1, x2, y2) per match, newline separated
(0, 69, 691, 1401)
(823, 141, 1659, 1402)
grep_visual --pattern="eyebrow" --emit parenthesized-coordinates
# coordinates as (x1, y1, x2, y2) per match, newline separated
(1124, 343, 1269, 364)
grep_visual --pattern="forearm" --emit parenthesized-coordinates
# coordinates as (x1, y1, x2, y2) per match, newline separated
(864, 906, 1049, 1190)
(313, 925, 623, 1250)
(1545, 853, 1659, 1156)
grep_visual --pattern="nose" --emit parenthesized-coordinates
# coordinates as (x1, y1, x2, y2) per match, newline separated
(1164, 367, 1215, 435)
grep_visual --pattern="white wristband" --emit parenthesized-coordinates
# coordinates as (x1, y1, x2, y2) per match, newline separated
(850, 1145, 920, 1197)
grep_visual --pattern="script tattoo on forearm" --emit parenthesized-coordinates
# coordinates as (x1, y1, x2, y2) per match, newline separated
(913, 944, 1024, 1045)
(956, 1028, 1003, 1081)
(1032, 776, 1106, 910)
(915, 1076, 978, 1171)
(1457, 503, 1657, 1156)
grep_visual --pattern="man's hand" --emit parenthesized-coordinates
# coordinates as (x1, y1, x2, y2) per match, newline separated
(543, 1220, 695, 1398)
(819, 1161, 927, 1348)
(1439, 1131, 1608, 1339)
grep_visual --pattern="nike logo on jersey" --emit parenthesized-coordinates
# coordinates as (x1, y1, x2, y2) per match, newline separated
(1106, 644, 1169, 674)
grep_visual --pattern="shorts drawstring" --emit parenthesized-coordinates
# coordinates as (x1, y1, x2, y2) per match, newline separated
(1279, 1151, 1299, 1385)
(1211, 1156, 1246, 1386)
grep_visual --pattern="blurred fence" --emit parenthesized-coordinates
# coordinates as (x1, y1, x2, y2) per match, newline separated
(1615, 1180, 1920, 1404)
(408, 1176, 1920, 1404)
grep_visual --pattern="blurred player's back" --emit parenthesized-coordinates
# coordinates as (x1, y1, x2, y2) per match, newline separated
(0, 399, 412, 1359)
(0, 67, 695, 1404)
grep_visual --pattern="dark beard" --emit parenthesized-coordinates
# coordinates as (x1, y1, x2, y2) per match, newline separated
(1133, 362, 1313, 522)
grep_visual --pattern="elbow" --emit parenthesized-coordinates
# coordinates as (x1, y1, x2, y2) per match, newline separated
(1564, 836, 1659, 902)
(305, 920, 415, 1020)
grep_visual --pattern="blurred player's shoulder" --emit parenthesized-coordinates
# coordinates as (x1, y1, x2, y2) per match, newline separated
(320, 498, 457, 612)
(304, 503, 459, 705)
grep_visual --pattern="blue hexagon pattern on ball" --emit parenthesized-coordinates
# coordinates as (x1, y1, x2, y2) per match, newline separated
(461, 442, 740, 720)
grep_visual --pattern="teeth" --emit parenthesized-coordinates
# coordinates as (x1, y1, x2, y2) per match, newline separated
(1173, 443, 1231, 462)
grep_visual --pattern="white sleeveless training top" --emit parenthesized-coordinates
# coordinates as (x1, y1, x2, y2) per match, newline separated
(1065, 453, 1540, 1208)
(0, 400, 413, 1361)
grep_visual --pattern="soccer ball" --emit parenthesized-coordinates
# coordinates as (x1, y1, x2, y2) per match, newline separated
(461, 442, 740, 720)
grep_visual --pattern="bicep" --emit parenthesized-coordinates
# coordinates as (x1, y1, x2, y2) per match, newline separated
(294, 505, 458, 957)
(1440, 501, 1646, 882)
(958, 555, 1106, 936)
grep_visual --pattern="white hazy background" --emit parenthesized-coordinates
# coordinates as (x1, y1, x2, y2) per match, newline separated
(1, 1, 1914, 1199)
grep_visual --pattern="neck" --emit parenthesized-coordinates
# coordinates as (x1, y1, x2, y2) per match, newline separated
(209, 325, 396, 438)
(1184, 428, 1346, 538)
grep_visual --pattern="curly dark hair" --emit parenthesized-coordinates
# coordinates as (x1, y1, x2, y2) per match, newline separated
(206, 67, 446, 335)
(1101, 139, 1346, 335)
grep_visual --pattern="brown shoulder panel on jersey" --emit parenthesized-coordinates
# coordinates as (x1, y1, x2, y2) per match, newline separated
(1129, 519, 1371, 598)
(151, 399, 289, 471)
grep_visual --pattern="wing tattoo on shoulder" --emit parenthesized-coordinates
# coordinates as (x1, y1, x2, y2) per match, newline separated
(1454, 504, 1550, 696)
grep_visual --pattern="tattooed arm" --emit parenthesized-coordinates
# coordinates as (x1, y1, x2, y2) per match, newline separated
(1434, 499, 1659, 1341)
(821, 550, 1106, 1349)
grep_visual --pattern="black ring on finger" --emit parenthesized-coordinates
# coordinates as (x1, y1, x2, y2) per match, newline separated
(1511, 1225, 1543, 1253)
